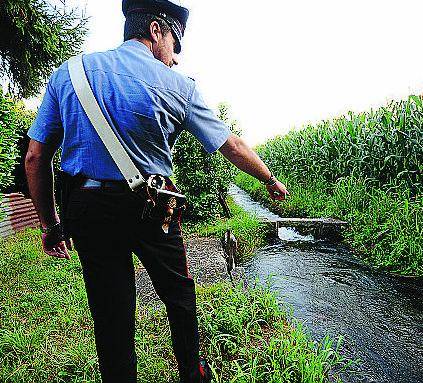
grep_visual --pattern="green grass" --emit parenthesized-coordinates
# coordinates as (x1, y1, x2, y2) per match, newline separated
(0, 229, 353, 382)
(235, 173, 423, 276)
(237, 94, 422, 276)
(184, 197, 270, 262)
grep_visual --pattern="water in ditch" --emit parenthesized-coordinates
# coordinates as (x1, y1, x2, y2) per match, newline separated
(229, 185, 423, 383)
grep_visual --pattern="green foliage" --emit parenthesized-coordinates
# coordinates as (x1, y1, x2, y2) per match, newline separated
(236, 173, 423, 276)
(0, 0, 88, 97)
(257, 96, 422, 196)
(0, 91, 35, 192)
(0, 229, 99, 382)
(234, 95, 423, 275)
(173, 104, 240, 221)
(196, 283, 352, 383)
(185, 197, 270, 262)
(0, 229, 352, 382)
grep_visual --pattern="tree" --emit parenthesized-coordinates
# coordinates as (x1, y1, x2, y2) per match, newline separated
(0, 0, 88, 97)
(173, 103, 240, 221)
(0, 92, 35, 192)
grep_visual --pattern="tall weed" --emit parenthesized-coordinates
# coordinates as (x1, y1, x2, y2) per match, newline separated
(235, 173, 422, 275)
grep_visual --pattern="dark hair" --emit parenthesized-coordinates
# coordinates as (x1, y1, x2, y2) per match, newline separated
(124, 13, 171, 42)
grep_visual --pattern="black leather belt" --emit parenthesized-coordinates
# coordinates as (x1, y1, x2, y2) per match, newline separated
(80, 178, 129, 192)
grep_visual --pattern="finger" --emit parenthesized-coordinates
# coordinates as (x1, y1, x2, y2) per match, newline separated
(273, 191, 286, 201)
(58, 242, 71, 260)
(43, 244, 60, 257)
(42, 238, 64, 258)
(51, 242, 70, 259)
(53, 246, 66, 258)
(42, 239, 62, 257)
(65, 238, 73, 251)
(63, 247, 71, 260)
(271, 192, 280, 201)
(278, 188, 289, 197)
(45, 249, 64, 258)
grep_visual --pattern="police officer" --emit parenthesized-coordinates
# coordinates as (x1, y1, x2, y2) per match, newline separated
(25, 1, 289, 382)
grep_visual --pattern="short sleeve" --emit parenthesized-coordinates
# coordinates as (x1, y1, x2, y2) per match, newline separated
(183, 84, 231, 153)
(27, 75, 63, 148)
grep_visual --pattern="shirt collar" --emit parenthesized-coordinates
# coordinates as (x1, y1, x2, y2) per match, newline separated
(120, 39, 154, 57)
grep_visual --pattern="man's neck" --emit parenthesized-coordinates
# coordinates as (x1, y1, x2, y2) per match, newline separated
(132, 38, 153, 54)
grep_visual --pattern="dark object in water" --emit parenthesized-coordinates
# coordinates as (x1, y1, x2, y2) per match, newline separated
(221, 229, 237, 280)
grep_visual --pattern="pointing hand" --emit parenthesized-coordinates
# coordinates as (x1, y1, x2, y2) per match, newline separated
(266, 179, 290, 201)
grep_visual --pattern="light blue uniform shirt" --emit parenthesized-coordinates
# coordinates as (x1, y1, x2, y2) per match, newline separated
(28, 40, 231, 180)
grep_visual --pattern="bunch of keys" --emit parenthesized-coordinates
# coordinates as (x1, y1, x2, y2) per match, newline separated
(140, 175, 186, 233)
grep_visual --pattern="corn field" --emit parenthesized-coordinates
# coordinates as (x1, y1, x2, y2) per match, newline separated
(238, 95, 423, 275)
(258, 96, 423, 195)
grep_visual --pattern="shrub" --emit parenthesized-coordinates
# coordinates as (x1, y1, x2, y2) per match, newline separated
(0, 91, 34, 193)
(173, 104, 240, 221)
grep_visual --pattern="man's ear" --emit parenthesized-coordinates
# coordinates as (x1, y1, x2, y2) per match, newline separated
(149, 20, 161, 44)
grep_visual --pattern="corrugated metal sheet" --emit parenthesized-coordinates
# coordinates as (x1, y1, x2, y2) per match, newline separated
(0, 193, 40, 238)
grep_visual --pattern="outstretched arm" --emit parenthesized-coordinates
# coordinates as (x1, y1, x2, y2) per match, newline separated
(25, 139, 70, 259)
(219, 134, 289, 201)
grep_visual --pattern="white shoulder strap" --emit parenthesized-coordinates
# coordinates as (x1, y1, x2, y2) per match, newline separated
(68, 55, 145, 190)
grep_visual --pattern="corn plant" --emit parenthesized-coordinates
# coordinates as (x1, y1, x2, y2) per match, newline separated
(257, 96, 422, 196)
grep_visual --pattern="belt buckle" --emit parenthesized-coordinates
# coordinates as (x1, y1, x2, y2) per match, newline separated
(81, 178, 102, 189)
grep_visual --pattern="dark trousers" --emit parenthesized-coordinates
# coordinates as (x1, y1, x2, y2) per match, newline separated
(66, 186, 200, 383)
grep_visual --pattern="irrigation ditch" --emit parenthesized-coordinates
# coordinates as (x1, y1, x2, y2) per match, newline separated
(228, 185, 423, 383)
(134, 184, 422, 382)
